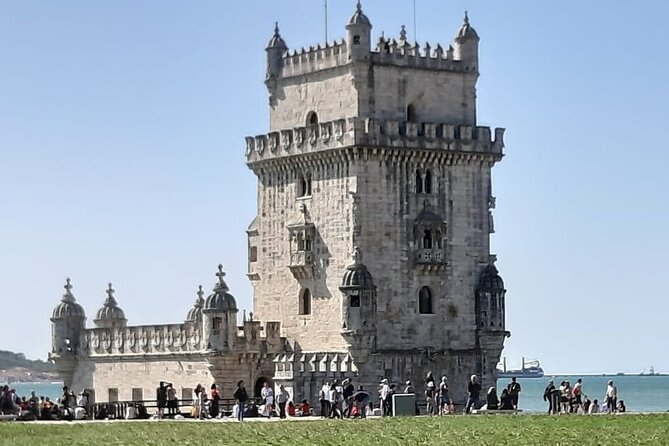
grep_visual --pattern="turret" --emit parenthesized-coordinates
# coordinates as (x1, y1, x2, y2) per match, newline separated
(339, 247, 377, 336)
(185, 285, 205, 327)
(93, 283, 127, 329)
(453, 11, 479, 70)
(202, 264, 239, 351)
(475, 264, 506, 331)
(51, 278, 86, 387)
(265, 22, 287, 82)
(346, 1, 372, 61)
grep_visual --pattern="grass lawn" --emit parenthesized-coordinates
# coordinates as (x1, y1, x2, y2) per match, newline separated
(1, 415, 669, 446)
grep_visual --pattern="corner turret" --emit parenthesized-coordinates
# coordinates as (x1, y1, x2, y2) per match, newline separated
(51, 278, 86, 387)
(265, 22, 288, 100)
(202, 265, 239, 351)
(453, 11, 479, 70)
(346, 1, 372, 60)
(186, 285, 205, 326)
(94, 283, 127, 329)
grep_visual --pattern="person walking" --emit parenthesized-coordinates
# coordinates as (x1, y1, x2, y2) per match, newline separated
(506, 377, 521, 409)
(233, 380, 248, 422)
(543, 380, 557, 415)
(465, 375, 481, 414)
(276, 384, 289, 419)
(438, 376, 451, 415)
(261, 382, 274, 419)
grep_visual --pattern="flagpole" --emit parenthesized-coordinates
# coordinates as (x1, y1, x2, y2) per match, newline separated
(413, 0, 417, 41)
(325, 0, 329, 42)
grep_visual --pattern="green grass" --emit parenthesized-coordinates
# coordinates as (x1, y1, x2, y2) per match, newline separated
(1, 415, 669, 446)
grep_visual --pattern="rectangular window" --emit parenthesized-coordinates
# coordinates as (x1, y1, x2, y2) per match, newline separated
(249, 246, 258, 262)
(212, 317, 222, 331)
(108, 388, 119, 403)
(350, 294, 360, 308)
(132, 388, 143, 401)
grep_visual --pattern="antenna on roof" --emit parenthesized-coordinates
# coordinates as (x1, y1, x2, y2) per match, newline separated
(325, 0, 329, 42)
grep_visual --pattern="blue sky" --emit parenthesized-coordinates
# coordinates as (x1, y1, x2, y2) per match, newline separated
(1, 0, 668, 374)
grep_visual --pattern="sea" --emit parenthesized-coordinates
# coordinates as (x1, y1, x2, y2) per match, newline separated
(5, 375, 669, 413)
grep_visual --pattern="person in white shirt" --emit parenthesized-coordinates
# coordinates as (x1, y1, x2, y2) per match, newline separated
(605, 380, 617, 413)
(379, 379, 390, 416)
(261, 382, 274, 419)
(319, 381, 331, 418)
(589, 399, 600, 414)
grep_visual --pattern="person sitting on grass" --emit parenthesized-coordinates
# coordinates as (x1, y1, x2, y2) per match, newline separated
(589, 399, 600, 414)
(616, 400, 626, 413)
(298, 399, 311, 416)
(499, 389, 514, 410)
(287, 401, 296, 417)
(485, 387, 498, 410)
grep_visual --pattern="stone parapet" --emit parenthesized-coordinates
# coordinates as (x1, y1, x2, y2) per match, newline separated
(245, 118, 504, 165)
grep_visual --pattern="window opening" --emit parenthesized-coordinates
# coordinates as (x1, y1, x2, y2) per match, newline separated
(249, 246, 258, 262)
(212, 317, 222, 331)
(353, 35, 361, 45)
(350, 294, 361, 308)
(415, 169, 423, 193)
(299, 289, 312, 315)
(407, 104, 417, 122)
(418, 287, 433, 314)
(422, 230, 433, 249)
(425, 170, 432, 194)
(307, 111, 318, 126)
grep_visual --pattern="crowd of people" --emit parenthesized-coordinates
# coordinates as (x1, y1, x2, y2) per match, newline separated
(1, 374, 629, 422)
(543, 379, 625, 414)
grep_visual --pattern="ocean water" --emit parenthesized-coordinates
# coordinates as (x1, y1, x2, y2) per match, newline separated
(4, 376, 669, 413)
(496, 375, 669, 413)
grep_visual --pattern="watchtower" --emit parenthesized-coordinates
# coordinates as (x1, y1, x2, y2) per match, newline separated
(246, 3, 509, 401)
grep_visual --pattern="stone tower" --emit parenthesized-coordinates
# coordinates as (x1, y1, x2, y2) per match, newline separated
(245, 3, 509, 403)
(50, 278, 86, 387)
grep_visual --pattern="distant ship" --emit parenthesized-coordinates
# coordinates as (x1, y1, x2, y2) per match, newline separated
(639, 366, 662, 376)
(497, 357, 545, 379)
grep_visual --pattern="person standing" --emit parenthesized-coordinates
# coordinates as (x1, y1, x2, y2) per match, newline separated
(276, 384, 289, 419)
(543, 380, 557, 415)
(379, 379, 390, 416)
(261, 381, 274, 419)
(319, 381, 331, 418)
(465, 375, 481, 414)
(439, 376, 451, 415)
(166, 384, 178, 416)
(342, 379, 355, 417)
(605, 380, 617, 413)
(209, 384, 221, 419)
(233, 380, 248, 422)
(425, 381, 436, 415)
(572, 379, 583, 413)
(156, 382, 168, 419)
(506, 377, 522, 409)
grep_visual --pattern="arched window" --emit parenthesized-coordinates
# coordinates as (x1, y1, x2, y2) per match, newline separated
(418, 287, 433, 314)
(415, 169, 423, 194)
(299, 289, 312, 315)
(353, 35, 361, 45)
(434, 231, 442, 249)
(407, 104, 417, 122)
(297, 172, 312, 198)
(424, 169, 432, 194)
(306, 111, 318, 126)
(422, 230, 432, 249)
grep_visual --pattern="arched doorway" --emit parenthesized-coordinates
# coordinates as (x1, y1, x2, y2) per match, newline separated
(254, 376, 272, 398)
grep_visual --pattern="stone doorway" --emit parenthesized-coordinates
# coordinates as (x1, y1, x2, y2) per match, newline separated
(254, 376, 272, 398)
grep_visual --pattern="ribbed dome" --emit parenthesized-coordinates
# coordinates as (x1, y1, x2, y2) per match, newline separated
(456, 11, 479, 40)
(203, 265, 238, 312)
(347, 1, 371, 27)
(95, 283, 126, 322)
(478, 265, 505, 292)
(340, 247, 375, 290)
(52, 278, 86, 320)
(186, 285, 205, 322)
(266, 22, 287, 49)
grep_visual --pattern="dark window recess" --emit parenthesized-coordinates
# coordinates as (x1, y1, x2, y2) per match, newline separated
(249, 246, 258, 262)
(419, 286, 433, 314)
(299, 289, 312, 315)
(212, 317, 222, 331)
(350, 294, 361, 307)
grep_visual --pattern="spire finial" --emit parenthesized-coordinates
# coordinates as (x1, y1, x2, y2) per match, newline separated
(356, 0, 362, 13)
(352, 246, 362, 265)
(197, 285, 204, 300)
(107, 283, 114, 299)
(400, 24, 407, 41)
(216, 264, 226, 285)
(464, 11, 469, 25)
(64, 278, 73, 295)
(274, 21, 280, 37)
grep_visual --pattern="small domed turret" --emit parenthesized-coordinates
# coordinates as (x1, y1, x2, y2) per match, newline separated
(186, 285, 205, 323)
(453, 11, 479, 68)
(346, 1, 372, 60)
(94, 283, 127, 328)
(52, 278, 86, 321)
(204, 265, 238, 313)
(266, 22, 288, 82)
(340, 247, 375, 290)
(478, 264, 505, 293)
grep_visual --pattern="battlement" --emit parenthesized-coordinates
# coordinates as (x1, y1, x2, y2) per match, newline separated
(280, 40, 349, 78)
(245, 117, 504, 165)
(80, 319, 284, 357)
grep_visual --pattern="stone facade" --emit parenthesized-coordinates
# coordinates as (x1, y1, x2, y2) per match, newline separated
(50, 3, 509, 407)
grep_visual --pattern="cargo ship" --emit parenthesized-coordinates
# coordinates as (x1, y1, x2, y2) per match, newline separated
(497, 357, 545, 379)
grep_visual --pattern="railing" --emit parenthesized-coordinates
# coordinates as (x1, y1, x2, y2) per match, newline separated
(90, 397, 266, 419)
(415, 249, 445, 264)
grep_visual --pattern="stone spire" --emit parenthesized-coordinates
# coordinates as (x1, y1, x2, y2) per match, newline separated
(62, 278, 75, 303)
(214, 264, 229, 292)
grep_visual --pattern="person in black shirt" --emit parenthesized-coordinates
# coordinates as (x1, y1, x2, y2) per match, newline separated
(342, 379, 355, 417)
(499, 388, 514, 410)
(233, 380, 248, 422)
(507, 377, 522, 409)
(352, 386, 371, 418)
(543, 380, 557, 414)
(465, 375, 481, 414)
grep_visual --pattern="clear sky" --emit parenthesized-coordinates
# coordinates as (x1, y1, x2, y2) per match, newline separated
(1, 0, 668, 375)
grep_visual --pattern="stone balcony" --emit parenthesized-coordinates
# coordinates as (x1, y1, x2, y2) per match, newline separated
(288, 251, 313, 279)
(415, 249, 447, 272)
